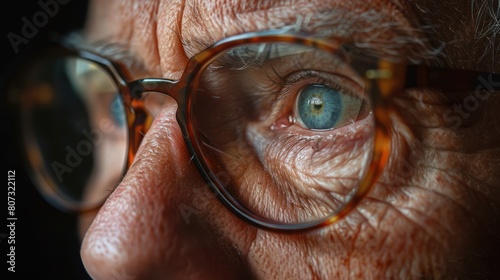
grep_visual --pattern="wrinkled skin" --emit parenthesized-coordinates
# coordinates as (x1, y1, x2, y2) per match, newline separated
(78, 0, 500, 279)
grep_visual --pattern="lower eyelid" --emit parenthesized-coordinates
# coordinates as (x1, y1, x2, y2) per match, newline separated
(247, 115, 373, 164)
(245, 118, 373, 198)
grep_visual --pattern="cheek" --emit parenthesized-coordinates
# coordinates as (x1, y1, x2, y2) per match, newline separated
(228, 117, 374, 223)
(356, 97, 500, 277)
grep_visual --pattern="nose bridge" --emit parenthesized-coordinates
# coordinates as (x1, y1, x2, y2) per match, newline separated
(80, 97, 252, 278)
(125, 78, 183, 167)
(128, 78, 182, 102)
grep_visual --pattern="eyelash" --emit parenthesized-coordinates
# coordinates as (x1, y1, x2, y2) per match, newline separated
(262, 67, 364, 130)
(267, 65, 362, 98)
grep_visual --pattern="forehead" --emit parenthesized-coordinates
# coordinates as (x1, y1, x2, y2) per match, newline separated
(83, 0, 418, 75)
(82, 0, 500, 76)
(83, 0, 418, 44)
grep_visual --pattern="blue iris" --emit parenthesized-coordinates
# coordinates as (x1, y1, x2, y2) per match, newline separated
(297, 85, 342, 130)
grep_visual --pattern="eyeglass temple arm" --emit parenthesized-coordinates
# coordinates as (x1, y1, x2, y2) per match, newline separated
(405, 65, 500, 92)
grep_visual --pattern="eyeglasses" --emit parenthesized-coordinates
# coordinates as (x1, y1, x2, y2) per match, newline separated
(11, 29, 500, 232)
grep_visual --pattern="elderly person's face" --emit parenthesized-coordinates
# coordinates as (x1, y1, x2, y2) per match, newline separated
(66, 0, 500, 279)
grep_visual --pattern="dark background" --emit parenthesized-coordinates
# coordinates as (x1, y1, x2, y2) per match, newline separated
(1, 1, 92, 279)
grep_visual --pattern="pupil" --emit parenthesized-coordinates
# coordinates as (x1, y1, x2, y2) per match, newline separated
(311, 97, 323, 111)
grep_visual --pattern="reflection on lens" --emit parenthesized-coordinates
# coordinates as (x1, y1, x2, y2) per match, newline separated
(19, 55, 128, 209)
(191, 42, 375, 225)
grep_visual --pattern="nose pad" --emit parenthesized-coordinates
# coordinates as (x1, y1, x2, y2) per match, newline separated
(127, 91, 178, 166)
(143, 91, 175, 119)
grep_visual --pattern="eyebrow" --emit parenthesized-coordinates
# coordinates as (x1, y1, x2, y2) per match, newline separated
(62, 32, 148, 77)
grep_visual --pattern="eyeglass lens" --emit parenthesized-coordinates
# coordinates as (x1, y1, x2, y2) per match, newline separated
(20, 56, 128, 208)
(190, 42, 375, 224)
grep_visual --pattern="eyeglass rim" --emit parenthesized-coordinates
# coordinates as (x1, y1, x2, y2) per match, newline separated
(126, 30, 391, 231)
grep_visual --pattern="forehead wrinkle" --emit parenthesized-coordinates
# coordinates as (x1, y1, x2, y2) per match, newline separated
(179, 0, 435, 63)
(180, 0, 349, 56)
(85, 0, 441, 79)
(84, 0, 162, 77)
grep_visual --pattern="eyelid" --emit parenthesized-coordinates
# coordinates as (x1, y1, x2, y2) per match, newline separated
(225, 43, 313, 64)
(274, 70, 366, 129)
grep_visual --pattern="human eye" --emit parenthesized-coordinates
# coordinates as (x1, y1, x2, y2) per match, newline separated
(16, 54, 128, 209)
(65, 58, 126, 130)
(295, 83, 363, 130)
(191, 41, 375, 225)
(294, 71, 369, 130)
(262, 65, 370, 133)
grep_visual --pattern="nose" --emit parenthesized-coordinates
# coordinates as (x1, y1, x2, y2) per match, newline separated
(80, 96, 251, 279)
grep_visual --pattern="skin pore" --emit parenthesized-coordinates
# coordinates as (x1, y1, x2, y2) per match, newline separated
(78, 0, 500, 279)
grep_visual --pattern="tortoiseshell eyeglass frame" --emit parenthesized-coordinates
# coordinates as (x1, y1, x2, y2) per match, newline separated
(20, 30, 500, 232)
